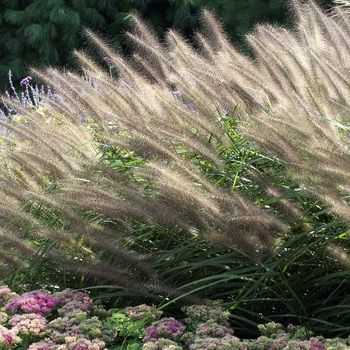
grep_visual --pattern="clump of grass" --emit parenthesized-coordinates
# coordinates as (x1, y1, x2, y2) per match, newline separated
(1, 0, 350, 338)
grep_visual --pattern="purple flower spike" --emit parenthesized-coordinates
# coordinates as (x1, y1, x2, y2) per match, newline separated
(172, 90, 182, 97)
(20, 76, 32, 86)
(103, 56, 112, 63)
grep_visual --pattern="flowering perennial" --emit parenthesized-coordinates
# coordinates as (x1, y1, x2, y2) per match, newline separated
(5, 290, 61, 315)
(0, 286, 350, 349)
(0, 286, 115, 349)
(19, 76, 32, 86)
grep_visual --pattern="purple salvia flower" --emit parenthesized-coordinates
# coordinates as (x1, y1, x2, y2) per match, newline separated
(172, 90, 182, 97)
(20, 76, 32, 86)
(103, 56, 112, 64)
(21, 91, 31, 108)
(7, 70, 20, 101)
(32, 85, 41, 107)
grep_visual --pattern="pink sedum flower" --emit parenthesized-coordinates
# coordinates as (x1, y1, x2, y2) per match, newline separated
(143, 317, 185, 343)
(58, 336, 107, 350)
(54, 289, 93, 316)
(0, 286, 11, 298)
(0, 286, 14, 305)
(5, 291, 61, 315)
(0, 324, 21, 347)
(9, 313, 47, 335)
(28, 340, 58, 350)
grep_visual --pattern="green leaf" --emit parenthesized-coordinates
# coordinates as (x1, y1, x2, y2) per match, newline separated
(4, 9, 26, 26)
(24, 23, 44, 46)
(49, 6, 69, 24)
(48, 0, 64, 8)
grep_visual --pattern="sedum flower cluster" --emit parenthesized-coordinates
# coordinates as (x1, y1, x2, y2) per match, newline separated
(0, 285, 117, 349)
(142, 301, 242, 350)
(140, 302, 350, 350)
(5, 290, 61, 316)
(1, 286, 350, 349)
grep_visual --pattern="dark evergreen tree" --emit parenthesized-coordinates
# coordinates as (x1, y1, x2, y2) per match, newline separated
(0, 0, 334, 91)
(0, 0, 105, 89)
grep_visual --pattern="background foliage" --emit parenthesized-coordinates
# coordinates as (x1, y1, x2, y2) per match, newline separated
(0, 0, 334, 90)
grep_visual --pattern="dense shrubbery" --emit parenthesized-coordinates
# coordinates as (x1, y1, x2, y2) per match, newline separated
(1, 0, 350, 345)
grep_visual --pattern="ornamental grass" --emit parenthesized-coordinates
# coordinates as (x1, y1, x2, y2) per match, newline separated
(0, 0, 350, 339)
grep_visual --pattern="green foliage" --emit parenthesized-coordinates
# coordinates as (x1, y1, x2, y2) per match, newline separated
(97, 143, 146, 174)
(0, 0, 334, 90)
(105, 313, 144, 349)
(104, 305, 162, 349)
